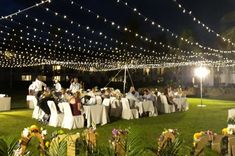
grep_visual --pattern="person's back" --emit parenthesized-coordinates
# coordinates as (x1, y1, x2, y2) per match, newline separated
(69, 93, 82, 116)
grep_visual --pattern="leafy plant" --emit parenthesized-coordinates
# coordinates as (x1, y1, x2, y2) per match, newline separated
(0, 137, 18, 156)
(46, 136, 67, 156)
(109, 128, 146, 156)
(157, 138, 183, 156)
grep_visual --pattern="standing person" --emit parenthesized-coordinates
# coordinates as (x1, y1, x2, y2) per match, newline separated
(34, 76, 47, 100)
(53, 79, 62, 92)
(69, 78, 81, 94)
(28, 81, 36, 95)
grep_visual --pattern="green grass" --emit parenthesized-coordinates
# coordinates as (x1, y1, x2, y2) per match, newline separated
(0, 98, 234, 155)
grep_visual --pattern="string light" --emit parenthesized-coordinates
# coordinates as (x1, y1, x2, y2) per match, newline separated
(172, 0, 235, 47)
(113, 0, 235, 54)
(0, 0, 235, 70)
(0, 0, 51, 21)
(67, 0, 228, 60)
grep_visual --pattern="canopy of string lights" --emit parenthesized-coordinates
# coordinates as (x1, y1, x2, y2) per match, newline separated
(0, 0, 235, 71)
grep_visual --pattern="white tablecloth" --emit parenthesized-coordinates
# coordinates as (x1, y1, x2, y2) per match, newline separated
(0, 97, 11, 111)
(83, 105, 109, 128)
(173, 97, 189, 111)
(26, 95, 35, 109)
(142, 100, 156, 116)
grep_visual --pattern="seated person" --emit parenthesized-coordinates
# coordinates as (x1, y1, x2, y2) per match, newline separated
(164, 88, 177, 108)
(38, 89, 55, 121)
(129, 86, 139, 98)
(68, 91, 82, 116)
(143, 89, 153, 101)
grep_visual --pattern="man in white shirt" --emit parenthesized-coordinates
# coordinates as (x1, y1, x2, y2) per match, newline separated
(54, 79, 62, 92)
(28, 81, 36, 95)
(69, 78, 80, 93)
(34, 77, 47, 99)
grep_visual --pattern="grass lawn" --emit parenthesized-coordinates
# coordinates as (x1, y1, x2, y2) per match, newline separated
(0, 98, 234, 155)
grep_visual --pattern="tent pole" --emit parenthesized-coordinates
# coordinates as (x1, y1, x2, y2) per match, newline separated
(123, 65, 127, 94)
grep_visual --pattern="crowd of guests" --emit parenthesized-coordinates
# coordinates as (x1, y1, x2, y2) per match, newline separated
(28, 76, 186, 123)
(28, 77, 84, 122)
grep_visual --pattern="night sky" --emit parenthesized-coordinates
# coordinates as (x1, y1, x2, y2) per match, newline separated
(0, 0, 234, 70)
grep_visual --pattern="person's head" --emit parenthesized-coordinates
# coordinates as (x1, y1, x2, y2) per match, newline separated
(144, 89, 149, 95)
(54, 79, 59, 83)
(131, 90, 136, 95)
(101, 89, 105, 94)
(129, 86, 135, 92)
(74, 91, 81, 98)
(61, 88, 66, 94)
(74, 78, 78, 83)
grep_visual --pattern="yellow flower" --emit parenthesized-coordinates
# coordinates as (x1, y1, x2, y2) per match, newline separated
(45, 141, 50, 148)
(193, 132, 202, 141)
(29, 125, 39, 132)
(222, 128, 228, 135)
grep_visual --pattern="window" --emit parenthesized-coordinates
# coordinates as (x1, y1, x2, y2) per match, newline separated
(38, 75, 47, 81)
(52, 65, 61, 71)
(21, 75, 32, 81)
(53, 76, 61, 81)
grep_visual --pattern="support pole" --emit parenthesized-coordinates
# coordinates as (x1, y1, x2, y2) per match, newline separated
(123, 65, 127, 94)
(200, 77, 203, 106)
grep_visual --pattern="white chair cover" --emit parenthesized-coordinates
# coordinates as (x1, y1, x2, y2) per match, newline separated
(110, 99, 122, 117)
(60, 102, 84, 129)
(30, 96, 41, 119)
(47, 101, 64, 127)
(159, 95, 171, 113)
(26, 95, 35, 109)
(142, 100, 157, 116)
(160, 94, 175, 113)
(110, 97, 116, 104)
(96, 96, 102, 105)
(121, 98, 139, 120)
(228, 108, 235, 119)
(102, 98, 110, 106)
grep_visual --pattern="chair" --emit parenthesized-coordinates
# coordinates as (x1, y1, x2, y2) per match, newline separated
(60, 102, 84, 129)
(47, 101, 64, 127)
(102, 98, 110, 106)
(228, 108, 235, 119)
(26, 95, 35, 109)
(121, 98, 139, 120)
(30, 96, 42, 119)
(96, 96, 102, 105)
(159, 94, 175, 113)
(110, 99, 122, 117)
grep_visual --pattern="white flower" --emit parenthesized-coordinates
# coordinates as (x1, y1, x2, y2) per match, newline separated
(22, 128, 29, 137)
(228, 128, 233, 135)
(42, 130, 47, 136)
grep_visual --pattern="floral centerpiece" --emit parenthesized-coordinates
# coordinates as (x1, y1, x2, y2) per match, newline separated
(156, 129, 183, 156)
(193, 130, 215, 147)
(191, 130, 216, 156)
(158, 129, 178, 150)
(110, 128, 129, 156)
(80, 123, 98, 154)
(14, 125, 47, 156)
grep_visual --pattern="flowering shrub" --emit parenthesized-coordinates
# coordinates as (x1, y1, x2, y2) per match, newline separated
(14, 125, 47, 156)
(156, 129, 182, 156)
(110, 128, 129, 156)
